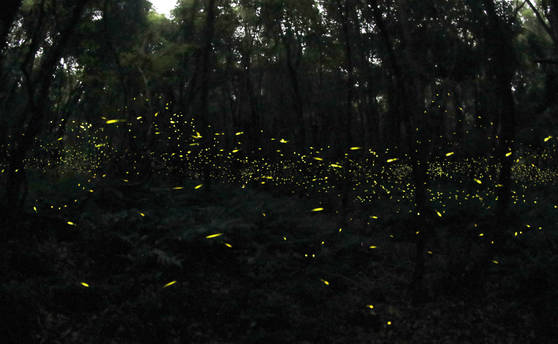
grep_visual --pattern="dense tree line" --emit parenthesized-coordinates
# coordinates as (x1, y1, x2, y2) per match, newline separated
(1, 3, 558, 340)
(1, 0, 557, 273)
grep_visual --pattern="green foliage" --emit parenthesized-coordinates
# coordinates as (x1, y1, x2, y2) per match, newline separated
(2, 0, 558, 342)
(4, 161, 555, 342)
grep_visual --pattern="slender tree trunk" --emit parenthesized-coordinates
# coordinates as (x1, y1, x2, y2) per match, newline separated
(461, 0, 518, 299)
(338, 0, 355, 148)
(240, 30, 259, 150)
(199, 0, 216, 188)
(368, 90, 380, 148)
(372, 0, 431, 302)
(178, 0, 200, 114)
(400, 0, 433, 302)
(102, 0, 130, 118)
(283, 31, 306, 150)
(479, 0, 517, 224)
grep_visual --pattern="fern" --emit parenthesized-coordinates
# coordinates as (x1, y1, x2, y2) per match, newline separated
(150, 248, 183, 268)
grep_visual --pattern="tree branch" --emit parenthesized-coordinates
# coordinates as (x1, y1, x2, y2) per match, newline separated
(525, 0, 557, 45)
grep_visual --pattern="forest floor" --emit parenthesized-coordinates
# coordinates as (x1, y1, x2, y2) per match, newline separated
(1, 172, 556, 343)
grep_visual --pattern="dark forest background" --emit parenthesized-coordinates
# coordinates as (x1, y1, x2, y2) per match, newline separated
(1, 0, 558, 343)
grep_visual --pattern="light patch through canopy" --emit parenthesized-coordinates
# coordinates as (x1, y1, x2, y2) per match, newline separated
(149, 0, 177, 18)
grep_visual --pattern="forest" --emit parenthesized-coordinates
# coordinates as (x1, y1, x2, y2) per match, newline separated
(1, 0, 557, 342)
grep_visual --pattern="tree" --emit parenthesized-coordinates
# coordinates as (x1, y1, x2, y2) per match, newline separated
(1, 0, 91, 224)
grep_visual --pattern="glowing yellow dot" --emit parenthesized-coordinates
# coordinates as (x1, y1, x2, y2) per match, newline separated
(163, 281, 176, 288)
(206, 233, 223, 239)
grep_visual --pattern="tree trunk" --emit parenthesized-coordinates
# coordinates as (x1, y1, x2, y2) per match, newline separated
(283, 29, 306, 150)
(480, 0, 517, 224)
(371, 0, 432, 302)
(240, 28, 260, 150)
(2, 0, 90, 223)
(199, 0, 216, 188)
(338, 0, 355, 148)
